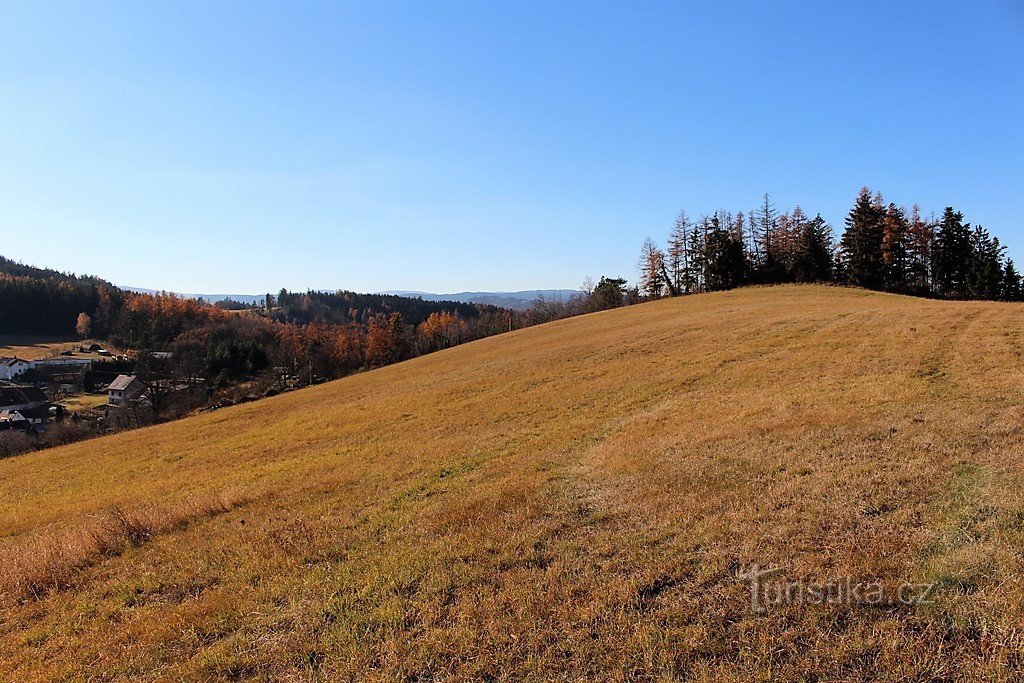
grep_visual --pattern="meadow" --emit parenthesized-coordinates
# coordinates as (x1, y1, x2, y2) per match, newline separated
(0, 335, 118, 361)
(0, 335, 78, 360)
(1, 285, 1023, 681)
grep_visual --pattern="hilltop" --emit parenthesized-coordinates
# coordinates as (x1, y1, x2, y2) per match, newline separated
(2, 285, 1023, 680)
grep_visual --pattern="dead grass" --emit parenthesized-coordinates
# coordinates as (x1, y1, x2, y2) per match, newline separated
(2, 286, 1024, 680)
(59, 393, 108, 413)
(0, 336, 120, 360)
(0, 335, 76, 360)
(0, 489, 248, 603)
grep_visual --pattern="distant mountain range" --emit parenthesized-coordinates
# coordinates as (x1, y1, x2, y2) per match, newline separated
(124, 287, 580, 310)
(379, 290, 580, 309)
(124, 288, 268, 305)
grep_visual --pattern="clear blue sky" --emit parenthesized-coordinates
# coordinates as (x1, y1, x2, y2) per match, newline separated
(1, 1, 1022, 294)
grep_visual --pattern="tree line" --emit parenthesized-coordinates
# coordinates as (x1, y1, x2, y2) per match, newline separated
(0, 257, 520, 387)
(635, 188, 1022, 301)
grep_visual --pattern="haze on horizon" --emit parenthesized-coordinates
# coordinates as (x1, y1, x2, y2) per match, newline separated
(1, 0, 1021, 294)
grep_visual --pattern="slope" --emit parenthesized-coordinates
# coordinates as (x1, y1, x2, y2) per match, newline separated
(1, 285, 1023, 681)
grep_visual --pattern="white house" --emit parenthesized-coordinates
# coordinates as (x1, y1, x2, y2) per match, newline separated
(107, 374, 146, 406)
(0, 357, 31, 381)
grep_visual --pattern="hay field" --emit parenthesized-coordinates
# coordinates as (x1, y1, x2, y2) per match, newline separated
(0, 336, 119, 361)
(2, 285, 1024, 681)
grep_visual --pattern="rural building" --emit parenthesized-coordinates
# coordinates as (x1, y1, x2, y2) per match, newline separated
(107, 375, 146, 406)
(0, 357, 31, 381)
(0, 385, 51, 424)
(0, 409, 32, 431)
(33, 357, 93, 369)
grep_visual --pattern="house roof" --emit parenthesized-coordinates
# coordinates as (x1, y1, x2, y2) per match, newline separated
(0, 409, 27, 422)
(0, 385, 48, 407)
(0, 357, 28, 367)
(107, 374, 140, 391)
(18, 404, 51, 420)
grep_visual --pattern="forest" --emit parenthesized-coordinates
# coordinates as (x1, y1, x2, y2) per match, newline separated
(635, 187, 1022, 302)
(0, 257, 524, 385)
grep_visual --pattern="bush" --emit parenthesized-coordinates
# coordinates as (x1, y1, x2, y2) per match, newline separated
(0, 431, 35, 459)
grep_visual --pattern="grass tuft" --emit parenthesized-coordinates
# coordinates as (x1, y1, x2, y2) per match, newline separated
(0, 489, 248, 602)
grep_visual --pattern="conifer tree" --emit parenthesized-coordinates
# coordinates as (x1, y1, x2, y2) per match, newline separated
(686, 222, 707, 293)
(792, 214, 834, 282)
(839, 187, 886, 289)
(638, 237, 668, 298)
(906, 205, 934, 295)
(932, 207, 972, 298)
(667, 211, 691, 294)
(590, 277, 628, 310)
(1002, 260, 1022, 301)
(746, 210, 761, 266)
(755, 193, 781, 282)
(702, 217, 746, 291)
(966, 226, 1004, 300)
(881, 203, 911, 292)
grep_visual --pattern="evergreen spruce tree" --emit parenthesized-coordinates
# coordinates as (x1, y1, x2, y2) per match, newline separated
(839, 187, 886, 289)
(966, 226, 1004, 300)
(793, 214, 834, 282)
(1002, 259, 1022, 301)
(702, 217, 746, 291)
(686, 220, 707, 293)
(932, 207, 972, 298)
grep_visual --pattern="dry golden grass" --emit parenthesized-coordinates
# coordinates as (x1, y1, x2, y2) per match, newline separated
(59, 393, 110, 413)
(0, 490, 248, 602)
(2, 285, 1024, 680)
(0, 335, 120, 360)
(0, 335, 72, 360)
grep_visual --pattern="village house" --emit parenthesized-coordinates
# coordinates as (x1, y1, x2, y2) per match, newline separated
(0, 357, 31, 381)
(0, 409, 32, 432)
(0, 384, 51, 425)
(106, 374, 146, 406)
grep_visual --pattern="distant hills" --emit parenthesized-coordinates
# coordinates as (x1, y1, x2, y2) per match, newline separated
(123, 288, 267, 305)
(125, 287, 580, 310)
(379, 289, 579, 309)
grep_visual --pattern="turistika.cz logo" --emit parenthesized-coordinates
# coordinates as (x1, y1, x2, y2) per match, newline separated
(738, 564, 937, 614)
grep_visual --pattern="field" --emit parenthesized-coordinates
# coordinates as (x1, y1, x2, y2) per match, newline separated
(59, 393, 110, 414)
(0, 335, 77, 360)
(2, 285, 1024, 680)
(0, 336, 119, 361)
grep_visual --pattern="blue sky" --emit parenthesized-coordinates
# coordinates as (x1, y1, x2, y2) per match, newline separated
(1, 1, 1022, 294)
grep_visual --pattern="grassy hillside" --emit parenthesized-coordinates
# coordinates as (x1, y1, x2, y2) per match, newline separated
(2, 285, 1024, 681)
(0, 335, 78, 360)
